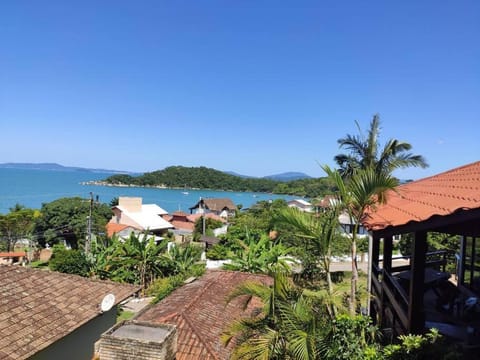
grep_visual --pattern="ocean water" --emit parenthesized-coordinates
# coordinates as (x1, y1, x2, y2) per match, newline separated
(0, 168, 297, 214)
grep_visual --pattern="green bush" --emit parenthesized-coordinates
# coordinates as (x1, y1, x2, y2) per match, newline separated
(48, 246, 89, 277)
(206, 243, 229, 260)
(320, 315, 379, 360)
(147, 275, 186, 303)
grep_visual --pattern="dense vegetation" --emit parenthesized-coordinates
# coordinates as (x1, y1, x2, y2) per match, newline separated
(33, 197, 112, 249)
(103, 165, 335, 198)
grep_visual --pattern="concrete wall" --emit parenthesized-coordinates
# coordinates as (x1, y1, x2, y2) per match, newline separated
(118, 197, 142, 212)
(29, 307, 117, 360)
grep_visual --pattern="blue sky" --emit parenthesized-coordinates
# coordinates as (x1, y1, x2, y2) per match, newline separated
(1, 1, 479, 179)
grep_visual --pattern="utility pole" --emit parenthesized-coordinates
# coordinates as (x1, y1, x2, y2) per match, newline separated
(86, 192, 93, 254)
(200, 198, 206, 235)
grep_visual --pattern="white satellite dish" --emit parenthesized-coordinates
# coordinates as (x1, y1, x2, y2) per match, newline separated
(100, 293, 116, 312)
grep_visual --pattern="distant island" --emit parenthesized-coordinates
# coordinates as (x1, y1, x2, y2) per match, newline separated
(96, 165, 333, 198)
(0, 162, 135, 175)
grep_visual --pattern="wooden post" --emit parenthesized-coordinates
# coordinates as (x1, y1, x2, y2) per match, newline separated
(380, 235, 393, 328)
(458, 235, 465, 285)
(368, 233, 381, 320)
(383, 235, 393, 272)
(408, 231, 427, 334)
(372, 234, 380, 269)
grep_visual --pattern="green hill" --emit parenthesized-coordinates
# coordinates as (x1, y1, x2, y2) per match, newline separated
(103, 166, 334, 198)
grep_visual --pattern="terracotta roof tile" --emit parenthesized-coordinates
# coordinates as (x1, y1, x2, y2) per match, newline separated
(170, 220, 195, 232)
(187, 213, 226, 224)
(0, 252, 26, 258)
(106, 222, 133, 237)
(137, 270, 272, 359)
(364, 161, 480, 231)
(0, 265, 140, 360)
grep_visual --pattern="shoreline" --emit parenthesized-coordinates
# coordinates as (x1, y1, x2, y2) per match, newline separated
(80, 180, 287, 196)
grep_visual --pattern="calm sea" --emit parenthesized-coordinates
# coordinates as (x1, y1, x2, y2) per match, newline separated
(0, 168, 296, 214)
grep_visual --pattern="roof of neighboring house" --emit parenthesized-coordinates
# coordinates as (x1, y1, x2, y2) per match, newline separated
(106, 223, 137, 237)
(170, 220, 195, 232)
(115, 204, 173, 231)
(363, 161, 480, 232)
(142, 204, 169, 216)
(315, 195, 337, 208)
(0, 252, 26, 258)
(187, 213, 227, 224)
(288, 199, 312, 207)
(0, 265, 139, 360)
(172, 210, 189, 217)
(189, 198, 236, 212)
(137, 270, 272, 360)
(163, 212, 225, 232)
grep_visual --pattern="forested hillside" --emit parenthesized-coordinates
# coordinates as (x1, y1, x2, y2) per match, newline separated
(103, 166, 334, 198)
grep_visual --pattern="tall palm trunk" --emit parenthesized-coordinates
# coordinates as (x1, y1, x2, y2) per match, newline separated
(350, 227, 358, 315)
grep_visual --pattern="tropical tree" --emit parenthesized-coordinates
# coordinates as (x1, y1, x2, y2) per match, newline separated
(323, 166, 398, 314)
(33, 197, 112, 249)
(274, 207, 341, 295)
(223, 232, 293, 274)
(222, 269, 327, 360)
(334, 114, 428, 179)
(0, 205, 38, 251)
(103, 233, 169, 291)
(162, 242, 203, 275)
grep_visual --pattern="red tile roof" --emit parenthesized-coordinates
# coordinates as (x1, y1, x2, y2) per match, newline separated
(106, 222, 134, 237)
(187, 213, 226, 224)
(363, 161, 480, 231)
(315, 194, 336, 208)
(136, 270, 272, 360)
(170, 220, 195, 232)
(172, 211, 189, 217)
(0, 265, 139, 360)
(0, 252, 26, 258)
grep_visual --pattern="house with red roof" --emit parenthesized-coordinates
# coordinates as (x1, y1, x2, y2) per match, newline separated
(189, 198, 236, 218)
(364, 161, 480, 344)
(109, 197, 173, 237)
(0, 265, 139, 360)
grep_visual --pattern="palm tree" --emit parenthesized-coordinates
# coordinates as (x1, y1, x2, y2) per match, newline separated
(222, 269, 326, 360)
(273, 207, 340, 296)
(334, 114, 428, 179)
(323, 166, 398, 315)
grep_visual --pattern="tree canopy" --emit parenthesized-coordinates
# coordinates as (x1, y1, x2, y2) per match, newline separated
(334, 115, 428, 179)
(33, 197, 112, 249)
(0, 205, 39, 251)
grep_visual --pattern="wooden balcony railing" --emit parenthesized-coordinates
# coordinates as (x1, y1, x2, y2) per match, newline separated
(371, 250, 451, 335)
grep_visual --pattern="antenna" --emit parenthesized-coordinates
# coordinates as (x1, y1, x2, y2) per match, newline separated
(100, 293, 116, 312)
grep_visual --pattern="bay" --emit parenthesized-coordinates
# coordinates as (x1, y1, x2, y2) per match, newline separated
(0, 168, 297, 214)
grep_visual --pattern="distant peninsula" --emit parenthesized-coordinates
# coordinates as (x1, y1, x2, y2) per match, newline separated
(96, 165, 333, 198)
(0, 162, 135, 175)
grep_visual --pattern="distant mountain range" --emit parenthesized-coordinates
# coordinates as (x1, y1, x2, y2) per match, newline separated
(225, 170, 312, 181)
(263, 172, 312, 182)
(0, 162, 133, 174)
(1, 163, 312, 180)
